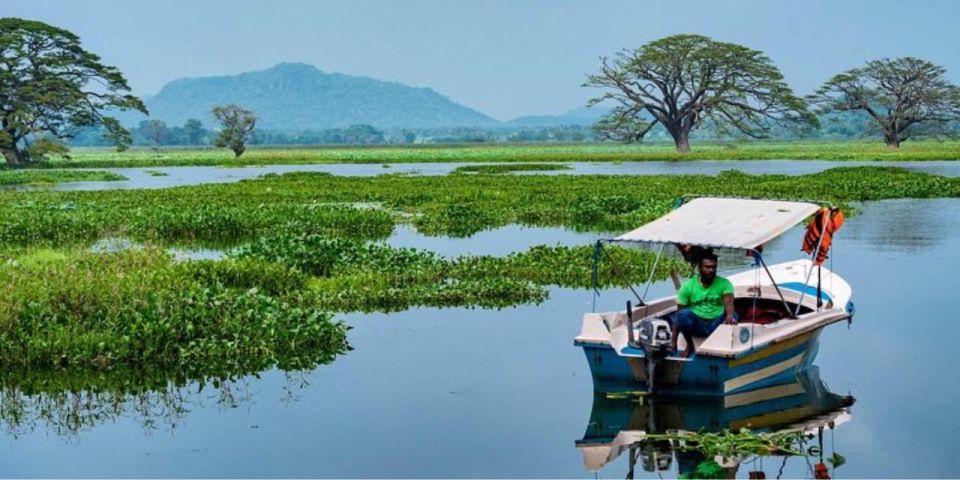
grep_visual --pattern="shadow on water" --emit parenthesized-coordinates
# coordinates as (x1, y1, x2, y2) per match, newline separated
(578, 366, 854, 478)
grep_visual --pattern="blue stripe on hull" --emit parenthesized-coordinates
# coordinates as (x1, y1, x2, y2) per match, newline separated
(578, 329, 823, 396)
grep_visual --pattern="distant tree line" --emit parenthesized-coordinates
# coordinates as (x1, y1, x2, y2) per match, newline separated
(69, 124, 605, 147)
(68, 111, 960, 149)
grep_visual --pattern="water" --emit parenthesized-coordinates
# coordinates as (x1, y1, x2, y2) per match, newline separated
(8, 160, 960, 191)
(0, 199, 958, 477)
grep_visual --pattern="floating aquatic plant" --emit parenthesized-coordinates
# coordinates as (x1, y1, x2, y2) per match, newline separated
(450, 163, 572, 174)
(35, 141, 960, 168)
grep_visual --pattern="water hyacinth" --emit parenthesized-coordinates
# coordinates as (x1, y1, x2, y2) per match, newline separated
(233, 232, 686, 312)
(0, 166, 956, 247)
(450, 163, 572, 175)
(0, 170, 127, 185)
(0, 248, 349, 370)
(38, 141, 960, 168)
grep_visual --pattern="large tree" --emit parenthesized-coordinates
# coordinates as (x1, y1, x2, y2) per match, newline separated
(0, 18, 146, 165)
(809, 57, 960, 148)
(212, 105, 257, 158)
(139, 120, 168, 148)
(183, 118, 206, 145)
(584, 34, 817, 152)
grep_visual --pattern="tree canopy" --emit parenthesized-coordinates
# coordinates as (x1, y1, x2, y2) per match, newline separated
(0, 18, 146, 165)
(212, 105, 257, 158)
(584, 34, 817, 152)
(809, 57, 960, 148)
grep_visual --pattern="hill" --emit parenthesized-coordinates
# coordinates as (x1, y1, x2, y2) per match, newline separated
(506, 106, 609, 127)
(123, 63, 497, 130)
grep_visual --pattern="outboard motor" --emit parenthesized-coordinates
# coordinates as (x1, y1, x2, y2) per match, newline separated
(637, 317, 673, 354)
(627, 301, 673, 394)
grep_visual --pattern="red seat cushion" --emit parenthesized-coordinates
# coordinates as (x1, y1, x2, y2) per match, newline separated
(741, 306, 783, 325)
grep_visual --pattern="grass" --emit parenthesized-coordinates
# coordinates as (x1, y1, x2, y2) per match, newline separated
(0, 169, 127, 185)
(28, 140, 960, 168)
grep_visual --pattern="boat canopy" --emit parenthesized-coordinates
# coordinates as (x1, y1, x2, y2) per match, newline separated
(613, 197, 821, 250)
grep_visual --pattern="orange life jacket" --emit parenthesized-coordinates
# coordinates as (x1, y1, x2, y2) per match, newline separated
(802, 208, 844, 266)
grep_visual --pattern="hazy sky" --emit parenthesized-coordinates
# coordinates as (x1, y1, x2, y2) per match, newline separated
(7, 0, 960, 120)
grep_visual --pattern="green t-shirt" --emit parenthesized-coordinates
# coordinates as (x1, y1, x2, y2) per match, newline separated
(678, 276, 734, 320)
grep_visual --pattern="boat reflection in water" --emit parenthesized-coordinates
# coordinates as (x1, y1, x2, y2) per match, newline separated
(576, 367, 854, 478)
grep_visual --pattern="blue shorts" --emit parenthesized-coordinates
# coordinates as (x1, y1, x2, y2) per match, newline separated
(674, 308, 738, 338)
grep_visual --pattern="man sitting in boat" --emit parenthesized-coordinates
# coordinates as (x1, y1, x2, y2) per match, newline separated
(672, 252, 738, 357)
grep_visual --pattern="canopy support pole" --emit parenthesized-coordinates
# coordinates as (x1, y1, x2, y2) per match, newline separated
(591, 241, 602, 313)
(817, 265, 823, 310)
(596, 241, 645, 307)
(756, 251, 797, 319)
(638, 243, 666, 318)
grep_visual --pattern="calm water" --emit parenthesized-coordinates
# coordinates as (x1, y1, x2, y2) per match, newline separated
(9, 160, 960, 191)
(0, 198, 957, 477)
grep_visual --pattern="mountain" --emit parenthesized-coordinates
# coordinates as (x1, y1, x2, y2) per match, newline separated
(122, 63, 497, 130)
(506, 106, 609, 127)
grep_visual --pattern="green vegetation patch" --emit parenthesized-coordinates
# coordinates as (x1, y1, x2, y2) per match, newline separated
(0, 240, 678, 370)
(43, 141, 960, 168)
(144, 169, 169, 177)
(0, 248, 349, 370)
(451, 163, 572, 174)
(233, 233, 688, 312)
(0, 169, 127, 185)
(0, 166, 957, 248)
(643, 428, 846, 479)
(0, 199, 395, 247)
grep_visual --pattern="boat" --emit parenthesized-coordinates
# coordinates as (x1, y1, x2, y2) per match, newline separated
(575, 197, 854, 396)
(576, 366, 854, 476)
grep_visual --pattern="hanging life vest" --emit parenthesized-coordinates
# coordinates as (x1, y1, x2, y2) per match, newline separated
(801, 207, 844, 266)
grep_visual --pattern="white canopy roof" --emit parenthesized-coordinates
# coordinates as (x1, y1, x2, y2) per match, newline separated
(613, 197, 821, 250)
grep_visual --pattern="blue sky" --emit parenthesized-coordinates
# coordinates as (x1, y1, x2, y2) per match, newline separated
(7, 0, 960, 120)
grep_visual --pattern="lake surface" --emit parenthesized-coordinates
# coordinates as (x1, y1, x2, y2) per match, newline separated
(0, 194, 957, 476)
(10, 159, 960, 191)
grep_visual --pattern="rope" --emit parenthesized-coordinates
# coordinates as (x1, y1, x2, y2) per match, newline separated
(776, 456, 788, 480)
